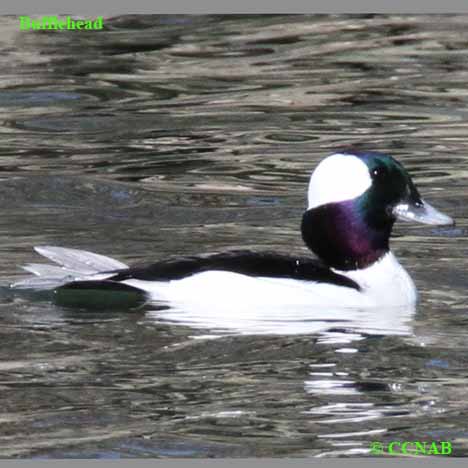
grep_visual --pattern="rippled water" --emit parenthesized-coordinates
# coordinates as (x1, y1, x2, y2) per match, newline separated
(1, 14, 468, 458)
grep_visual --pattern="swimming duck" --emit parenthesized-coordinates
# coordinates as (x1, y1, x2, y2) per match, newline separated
(12, 151, 453, 310)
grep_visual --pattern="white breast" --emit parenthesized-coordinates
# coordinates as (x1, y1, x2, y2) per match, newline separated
(333, 252, 417, 307)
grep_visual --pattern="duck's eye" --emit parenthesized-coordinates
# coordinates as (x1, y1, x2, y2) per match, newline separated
(371, 167, 387, 180)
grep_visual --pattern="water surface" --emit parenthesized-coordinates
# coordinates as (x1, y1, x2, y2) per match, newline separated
(1, 14, 468, 458)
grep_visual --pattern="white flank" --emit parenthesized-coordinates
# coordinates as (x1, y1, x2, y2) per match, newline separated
(123, 251, 416, 309)
(121, 251, 417, 336)
(136, 273, 416, 337)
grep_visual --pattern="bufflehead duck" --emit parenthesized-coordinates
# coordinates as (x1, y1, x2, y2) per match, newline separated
(12, 151, 453, 311)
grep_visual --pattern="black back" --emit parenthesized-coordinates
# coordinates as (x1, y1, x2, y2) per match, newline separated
(107, 250, 360, 291)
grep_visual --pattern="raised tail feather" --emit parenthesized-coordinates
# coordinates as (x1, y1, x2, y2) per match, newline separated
(11, 246, 129, 290)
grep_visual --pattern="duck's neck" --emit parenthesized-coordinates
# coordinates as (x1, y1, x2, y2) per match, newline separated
(301, 200, 393, 271)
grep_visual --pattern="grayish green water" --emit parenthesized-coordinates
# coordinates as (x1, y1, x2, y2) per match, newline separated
(1, 14, 468, 458)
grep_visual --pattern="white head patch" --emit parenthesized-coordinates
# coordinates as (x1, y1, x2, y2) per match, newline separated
(307, 153, 372, 209)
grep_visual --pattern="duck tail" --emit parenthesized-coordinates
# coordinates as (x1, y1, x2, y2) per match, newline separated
(10, 246, 129, 290)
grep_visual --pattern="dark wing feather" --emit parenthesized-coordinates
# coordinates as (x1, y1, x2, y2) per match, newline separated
(107, 250, 360, 291)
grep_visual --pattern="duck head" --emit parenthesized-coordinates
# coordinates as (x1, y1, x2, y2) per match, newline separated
(301, 151, 453, 271)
